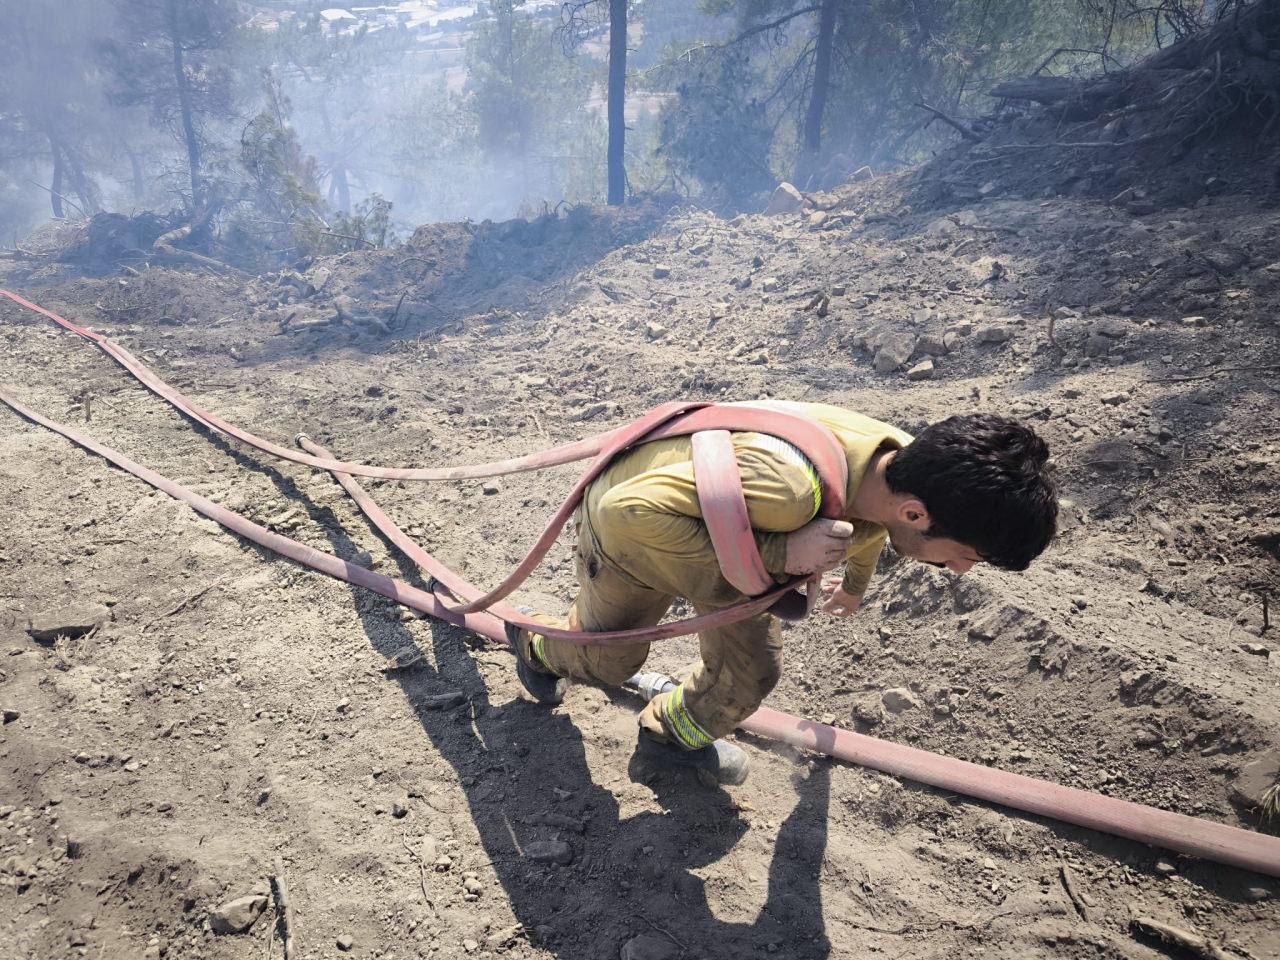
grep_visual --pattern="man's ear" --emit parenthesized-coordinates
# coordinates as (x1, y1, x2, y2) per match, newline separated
(896, 498, 931, 532)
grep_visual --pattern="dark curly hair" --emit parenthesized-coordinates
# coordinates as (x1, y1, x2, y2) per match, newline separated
(885, 414, 1057, 570)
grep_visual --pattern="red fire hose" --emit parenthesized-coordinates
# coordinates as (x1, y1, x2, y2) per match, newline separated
(2, 289, 1279, 879)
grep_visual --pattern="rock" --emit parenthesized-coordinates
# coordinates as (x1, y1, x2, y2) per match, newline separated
(208, 895, 268, 935)
(906, 359, 935, 381)
(1094, 317, 1129, 338)
(1180, 315, 1207, 327)
(620, 934, 679, 960)
(881, 688, 921, 713)
(1229, 749, 1280, 811)
(1184, 274, 1220, 294)
(974, 325, 1013, 344)
(916, 334, 947, 356)
(305, 265, 332, 293)
(1084, 334, 1112, 358)
(761, 277, 780, 293)
(645, 321, 668, 340)
(575, 401, 610, 421)
(873, 333, 917, 374)
(2, 708, 18, 724)
(337, 933, 355, 952)
(850, 164, 874, 182)
(65, 836, 84, 858)
(481, 482, 499, 496)
(392, 800, 409, 819)
(26, 603, 110, 644)
(462, 876, 483, 896)
(1100, 391, 1130, 406)
(1240, 643, 1271, 657)
(1245, 887, 1270, 902)
(709, 302, 729, 321)
(335, 698, 351, 714)
(463, 939, 479, 954)
(523, 840, 573, 865)
(1201, 245, 1248, 274)
(853, 697, 883, 727)
(807, 211, 829, 229)
(1154, 860, 1177, 876)
(746, 351, 769, 366)
(764, 182, 805, 215)
(651, 265, 671, 279)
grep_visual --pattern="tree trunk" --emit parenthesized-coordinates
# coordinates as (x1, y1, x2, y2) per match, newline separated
(49, 140, 65, 219)
(796, 0, 837, 185)
(331, 166, 351, 214)
(127, 148, 146, 202)
(168, 0, 202, 207)
(606, 0, 627, 206)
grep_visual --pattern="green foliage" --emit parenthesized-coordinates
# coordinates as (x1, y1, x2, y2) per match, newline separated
(657, 49, 775, 208)
(330, 195, 398, 250)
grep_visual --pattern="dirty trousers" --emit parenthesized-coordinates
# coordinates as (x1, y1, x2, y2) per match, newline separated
(529, 520, 783, 750)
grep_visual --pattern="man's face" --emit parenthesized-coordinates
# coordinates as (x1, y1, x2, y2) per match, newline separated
(885, 516, 983, 576)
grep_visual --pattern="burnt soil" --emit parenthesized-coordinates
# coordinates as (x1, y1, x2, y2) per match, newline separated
(1, 176, 1278, 960)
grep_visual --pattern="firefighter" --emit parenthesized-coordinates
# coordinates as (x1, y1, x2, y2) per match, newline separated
(509, 401, 1057, 784)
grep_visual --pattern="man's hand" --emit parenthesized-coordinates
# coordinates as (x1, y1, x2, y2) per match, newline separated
(820, 573, 862, 617)
(783, 518, 854, 575)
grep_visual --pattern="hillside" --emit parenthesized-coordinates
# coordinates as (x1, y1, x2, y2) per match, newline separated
(1, 165, 1278, 959)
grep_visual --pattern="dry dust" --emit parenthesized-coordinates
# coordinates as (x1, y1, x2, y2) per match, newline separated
(1, 179, 1278, 960)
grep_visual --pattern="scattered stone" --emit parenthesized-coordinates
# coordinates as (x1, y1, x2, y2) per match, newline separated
(392, 800, 409, 819)
(1154, 860, 1177, 876)
(1184, 274, 1220, 294)
(644, 321, 668, 340)
(1240, 643, 1271, 657)
(916, 334, 947, 356)
(1084, 334, 1112, 358)
(651, 265, 671, 279)
(2, 708, 19, 724)
(481, 482, 500, 496)
(1180, 315, 1207, 327)
(764, 182, 805, 215)
(335, 698, 351, 714)
(881, 688, 922, 713)
(850, 165, 874, 182)
(305, 265, 332, 293)
(746, 350, 769, 366)
(873, 333, 917, 374)
(709, 302, 729, 321)
(620, 934, 679, 960)
(463, 939, 480, 954)
(65, 836, 84, 858)
(1244, 887, 1270, 902)
(26, 603, 110, 644)
(383, 646, 426, 672)
(906, 359, 935, 381)
(462, 876, 483, 896)
(1228, 749, 1280, 811)
(337, 933, 355, 952)
(761, 277, 780, 293)
(1101, 391, 1130, 406)
(1094, 317, 1129, 338)
(974, 324, 1013, 345)
(209, 895, 268, 935)
(575, 401, 610, 421)
(434, 854, 453, 872)
(523, 840, 573, 865)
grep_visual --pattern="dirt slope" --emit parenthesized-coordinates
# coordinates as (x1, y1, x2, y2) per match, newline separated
(1, 177, 1278, 960)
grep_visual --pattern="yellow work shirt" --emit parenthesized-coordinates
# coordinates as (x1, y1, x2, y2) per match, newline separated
(583, 401, 913, 606)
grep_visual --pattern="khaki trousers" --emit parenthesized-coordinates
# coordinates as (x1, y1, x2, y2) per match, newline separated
(531, 515, 783, 749)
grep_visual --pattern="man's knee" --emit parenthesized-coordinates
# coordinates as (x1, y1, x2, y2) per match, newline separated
(585, 642, 650, 686)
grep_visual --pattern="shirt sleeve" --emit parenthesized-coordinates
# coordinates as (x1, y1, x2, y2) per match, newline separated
(841, 525, 887, 597)
(593, 440, 819, 582)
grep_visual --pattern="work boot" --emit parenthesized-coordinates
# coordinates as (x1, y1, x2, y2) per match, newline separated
(506, 609, 567, 706)
(636, 728, 750, 786)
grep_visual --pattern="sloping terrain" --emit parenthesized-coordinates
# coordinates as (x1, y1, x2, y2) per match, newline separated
(1, 171, 1278, 960)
